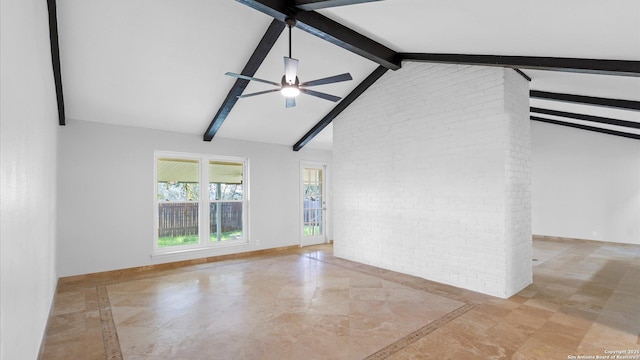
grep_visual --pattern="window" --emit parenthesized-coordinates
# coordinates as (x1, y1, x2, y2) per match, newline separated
(208, 161, 244, 242)
(155, 152, 248, 254)
(156, 158, 200, 247)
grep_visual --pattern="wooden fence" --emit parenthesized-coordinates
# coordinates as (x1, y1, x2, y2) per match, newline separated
(158, 202, 242, 237)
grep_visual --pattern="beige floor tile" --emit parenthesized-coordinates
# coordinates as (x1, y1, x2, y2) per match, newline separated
(40, 239, 640, 359)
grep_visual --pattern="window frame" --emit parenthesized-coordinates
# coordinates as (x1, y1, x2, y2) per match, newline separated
(153, 151, 249, 256)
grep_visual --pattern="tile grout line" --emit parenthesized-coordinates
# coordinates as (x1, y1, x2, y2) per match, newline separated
(304, 253, 475, 305)
(364, 303, 477, 359)
(96, 285, 123, 360)
(304, 253, 480, 359)
(93, 251, 471, 360)
(533, 242, 581, 270)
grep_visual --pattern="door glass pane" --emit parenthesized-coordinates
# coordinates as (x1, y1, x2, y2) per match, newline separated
(157, 158, 200, 247)
(303, 168, 323, 237)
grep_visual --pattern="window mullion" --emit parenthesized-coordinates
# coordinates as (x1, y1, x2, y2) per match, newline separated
(200, 158, 209, 246)
(216, 185, 222, 242)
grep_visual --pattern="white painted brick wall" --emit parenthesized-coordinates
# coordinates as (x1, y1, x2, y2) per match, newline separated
(333, 62, 531, 298)
(503, 68, 532, 295)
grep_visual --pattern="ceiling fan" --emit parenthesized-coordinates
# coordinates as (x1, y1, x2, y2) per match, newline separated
(225, 17, 353, 108)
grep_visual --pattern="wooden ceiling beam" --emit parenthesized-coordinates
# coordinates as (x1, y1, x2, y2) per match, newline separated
(293, 65, 388, 151)
(47, 0, 65, 126)
(530, 107, 640, 129)
(400, 53, 640, 78)
(531, 116, 640, 140)
(235, 0, 400, 70)
(530, 91, 640, 112)
(295, 0, 383, 11)
(203, 19, 285, 141)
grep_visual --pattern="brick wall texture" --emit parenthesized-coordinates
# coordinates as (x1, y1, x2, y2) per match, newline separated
(333, 62, 531, 298)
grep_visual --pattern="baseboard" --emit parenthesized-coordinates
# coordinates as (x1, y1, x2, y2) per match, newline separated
(533, 234, 638, 247)
(37, 277, 59, 359)
(57, 244, 302, 291)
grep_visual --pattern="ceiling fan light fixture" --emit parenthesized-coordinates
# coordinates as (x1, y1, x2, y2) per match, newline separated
(225, 16, 351, 108)
(281, 85, 300, 97)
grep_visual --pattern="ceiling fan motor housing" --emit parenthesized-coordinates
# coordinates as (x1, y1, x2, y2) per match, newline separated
(281, 75, 299, 86)
(280, 75, 300, 97)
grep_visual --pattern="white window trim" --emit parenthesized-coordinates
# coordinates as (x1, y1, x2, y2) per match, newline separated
(153, 151, 250, 256)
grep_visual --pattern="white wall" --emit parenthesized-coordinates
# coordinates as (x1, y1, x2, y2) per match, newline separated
(333, 62, 531, 298)
(57, 120, 332, 276)
(532, 121, 640, 244)
(0, 0, 60, 358)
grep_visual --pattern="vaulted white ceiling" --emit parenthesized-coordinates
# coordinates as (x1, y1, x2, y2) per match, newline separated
(57, 0, 640, 150)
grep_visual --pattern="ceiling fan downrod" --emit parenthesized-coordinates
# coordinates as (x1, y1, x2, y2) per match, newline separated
(285, 17, 296, 59)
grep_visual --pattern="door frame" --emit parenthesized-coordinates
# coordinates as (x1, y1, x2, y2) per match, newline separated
(300, 161, 328, 247)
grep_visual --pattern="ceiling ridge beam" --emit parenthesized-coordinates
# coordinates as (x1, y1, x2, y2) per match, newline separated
(399, 53, 640, 77)
(47, 0, 65, 126)
(293, 65, 389, 151)
(530, 107, 640, 129)
(530, 91, 640, 112)
(203, 19, 285, 141)
(531, 116, 640, 141)
(235, 0, 400, 70)
(295, 0, 383, 11)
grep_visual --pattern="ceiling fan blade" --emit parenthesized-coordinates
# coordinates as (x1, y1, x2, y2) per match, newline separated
(225, 72, 280, 86)
(286, 97, 296, 108)
(300, 73, 352, 87)
(300, 89, 341, 102)
(238, 89, 280, 99)
(284, 57, 298, 84)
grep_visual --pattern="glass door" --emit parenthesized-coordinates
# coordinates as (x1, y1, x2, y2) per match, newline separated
(301, 163, 326, 246)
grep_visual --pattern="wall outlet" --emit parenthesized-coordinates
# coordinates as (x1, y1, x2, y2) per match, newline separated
(592, 231, 598, 237)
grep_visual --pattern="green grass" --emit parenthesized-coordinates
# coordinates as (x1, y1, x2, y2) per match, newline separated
(159, 231, 243, 247)
(214, 230, 243, 242)
(304, 225, 322, 236)
(158, 234, 199, 247)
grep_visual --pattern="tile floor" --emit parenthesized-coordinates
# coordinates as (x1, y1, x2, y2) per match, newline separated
(40, 238, 640, 359)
